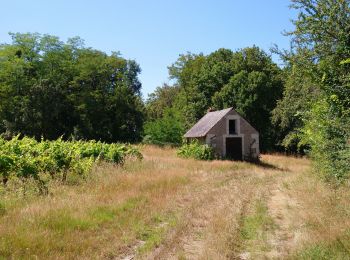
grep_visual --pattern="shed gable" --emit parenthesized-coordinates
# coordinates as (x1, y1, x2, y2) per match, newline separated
(184, 107, 258, 138)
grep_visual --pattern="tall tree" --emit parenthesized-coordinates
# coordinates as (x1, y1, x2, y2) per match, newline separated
(167, 47, 284, 151)
(0, 33, 144, 142)
(274, 0, 350, 181)
(272, 64, 319, 153)
(145, 83, 180, 120)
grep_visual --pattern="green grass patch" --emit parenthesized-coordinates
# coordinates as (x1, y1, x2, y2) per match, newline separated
(40, 196, 148, 235)
(0, 195, 152, 258)
(241, 200, 275, 240)
(295, 230, 350, 260)
(90, 196, 149, 230)
(137, 212, 179, 254)
(240, 200, 275, 253)
(117, 196, 148, 212)
(137, 224, 165, 253)
(296, 242, 350, 260)
(42, 210, 96, 232)
(0, 201, 6, 216)
(0, 229, 55, 258)
(89, 206, 117, 223)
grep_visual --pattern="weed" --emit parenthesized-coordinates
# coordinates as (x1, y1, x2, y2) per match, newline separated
(89, 207, 116, 223)
(41, 210, 96, 232)
(0, 202, 5, 216)
(2, 146, 346, 259)
(296, 239, 350, 260)
(239, 200, 275, 255)
(282, 181, 290, 190)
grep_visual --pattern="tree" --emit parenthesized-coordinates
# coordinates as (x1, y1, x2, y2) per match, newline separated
(145, 84, 180, 120)
(0, 33, 144, 142)
(143, 107, 185, 145)
(168, 52, 207, 127)
(275, 0, 350, 181)
(272, 65, 319, 153)
(167, 47, 284, 151)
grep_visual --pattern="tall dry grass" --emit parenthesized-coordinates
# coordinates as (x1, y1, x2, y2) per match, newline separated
(285, 170, 350, 259)
(0, 146, 192, 259)
(0, 146, 349, 259)
(0, 145, 255, 259)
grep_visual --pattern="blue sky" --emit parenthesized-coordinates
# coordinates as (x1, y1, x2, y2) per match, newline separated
(0, 0, 297, 97)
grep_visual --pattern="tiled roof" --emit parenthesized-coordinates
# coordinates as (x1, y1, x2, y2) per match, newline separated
(184, 107, 232, 137)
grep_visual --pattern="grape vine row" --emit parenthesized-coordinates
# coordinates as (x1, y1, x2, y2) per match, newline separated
(0, 136, 142, 193)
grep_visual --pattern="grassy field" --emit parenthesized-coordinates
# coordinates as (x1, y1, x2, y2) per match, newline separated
(0, 146, 349, 259)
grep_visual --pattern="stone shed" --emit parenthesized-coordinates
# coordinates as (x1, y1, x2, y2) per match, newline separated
(184, 107, 259, 160)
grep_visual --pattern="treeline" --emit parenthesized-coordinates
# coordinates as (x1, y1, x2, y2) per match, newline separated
(145, 47, 284, 151)
(0, 33, 144, 142)
(274, 0, 350, 181)
(0, 0, 349, 182)
(145, 0, 350, 181)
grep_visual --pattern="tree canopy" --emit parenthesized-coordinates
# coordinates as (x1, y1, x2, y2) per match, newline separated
(0, 33, 144, 142)
(2, 0, 349, 182)
(273, 0, 350, 181)
(162, 47, 284, 150)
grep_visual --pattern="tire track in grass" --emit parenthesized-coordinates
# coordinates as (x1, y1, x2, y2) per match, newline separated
(145, 171, 267, 259)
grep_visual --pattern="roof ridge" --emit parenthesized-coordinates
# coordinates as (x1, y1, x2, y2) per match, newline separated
(184, 107, 232, 138)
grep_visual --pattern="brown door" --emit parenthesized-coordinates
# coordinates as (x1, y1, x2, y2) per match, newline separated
(226, 137, 242, 160)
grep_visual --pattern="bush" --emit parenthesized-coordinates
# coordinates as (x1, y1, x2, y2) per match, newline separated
(302, 98, 350, 183)
(177, 141, 215, 160)
(143, 108, 184, 146)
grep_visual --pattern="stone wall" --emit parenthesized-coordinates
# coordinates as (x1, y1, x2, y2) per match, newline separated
(206, 109, 259, 159)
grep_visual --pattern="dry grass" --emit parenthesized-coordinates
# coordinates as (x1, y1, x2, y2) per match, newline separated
(0, 146, 349, 259)
(0, 146, 190, 259)
(285, 170, 350, 259)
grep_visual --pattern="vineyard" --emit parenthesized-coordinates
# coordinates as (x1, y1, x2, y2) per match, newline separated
(0, 136, 142, 193)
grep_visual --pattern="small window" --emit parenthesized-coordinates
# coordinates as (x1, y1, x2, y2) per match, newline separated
(229, 119, 236, 134)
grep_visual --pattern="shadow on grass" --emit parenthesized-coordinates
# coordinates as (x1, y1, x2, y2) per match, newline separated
(251, 160, 287, 172)
(222, 156, 287, 172)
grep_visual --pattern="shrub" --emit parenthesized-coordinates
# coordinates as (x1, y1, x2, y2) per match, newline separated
(302, 98, 350, 183)
(143, 108, 185, 146)
(177, 141, 215, 160)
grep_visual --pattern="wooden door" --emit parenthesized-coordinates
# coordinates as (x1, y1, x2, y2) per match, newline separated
(226, 137, 242, 160)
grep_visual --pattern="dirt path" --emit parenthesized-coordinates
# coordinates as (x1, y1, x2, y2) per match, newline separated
(2, 146, 347, 259)
(145, 173, 257, 260)
(118, 153, 310, 260)
(244, 160, 307, 260)
(140, 160, 281, 259)
(264, 183, 301, 258)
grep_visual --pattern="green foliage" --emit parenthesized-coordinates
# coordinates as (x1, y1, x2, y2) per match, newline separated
(274, 0, 350, 181)
(302, 98, 350, 181)
(0, 33, 144, 142)
(280, 131, 308, 154)
(143, 108, 185, 145)
(272, 66, 319, 153)
(145, 84, 180, 120)
(167, 47, 283, 151)
(177, 141, 215, 160)
(0, 136, 142, 192)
